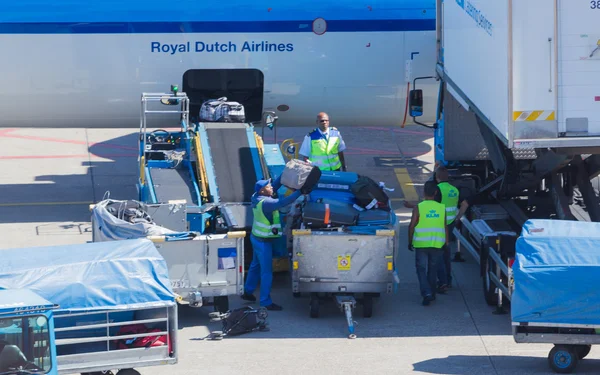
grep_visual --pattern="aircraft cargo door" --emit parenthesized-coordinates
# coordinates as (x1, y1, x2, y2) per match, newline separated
(183, 69, 264, 123)
(558, 0, 600, 136)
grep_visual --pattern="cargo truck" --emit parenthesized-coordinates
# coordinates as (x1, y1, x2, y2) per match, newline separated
(409, 0, 600, 310)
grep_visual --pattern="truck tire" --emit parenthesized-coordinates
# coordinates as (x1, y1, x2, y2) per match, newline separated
(482, 257, 497, 306)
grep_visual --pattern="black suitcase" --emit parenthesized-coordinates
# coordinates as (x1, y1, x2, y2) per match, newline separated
(350, 175, 390, 210)
(302, 201, 358, 228)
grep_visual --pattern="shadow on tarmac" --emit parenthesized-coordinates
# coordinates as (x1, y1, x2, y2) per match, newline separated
(413, 355, 600, 375)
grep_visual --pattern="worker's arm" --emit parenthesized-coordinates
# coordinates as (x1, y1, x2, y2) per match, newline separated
(444, 212, 449, 246)
(403, 200, 421, 209)
(337, 132, 347, 171)
(455, 199, 470, 223)
(408, 206, 419, 250)
(271, 175, 283, 191)
(298, 135, 311, 161)
(261, 191, 303, 214)
(338, 151, 347, 171)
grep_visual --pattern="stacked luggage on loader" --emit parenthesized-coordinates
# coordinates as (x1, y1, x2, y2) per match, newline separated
(279, 162, 399, 339)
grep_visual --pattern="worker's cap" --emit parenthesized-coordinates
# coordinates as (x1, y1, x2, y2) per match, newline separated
(255, 179, 271, 193)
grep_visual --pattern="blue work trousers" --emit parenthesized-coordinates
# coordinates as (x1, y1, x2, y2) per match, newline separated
(415, 248, 444, 298)
(244, 234, 274, 306)
(437, 222, 455, 286)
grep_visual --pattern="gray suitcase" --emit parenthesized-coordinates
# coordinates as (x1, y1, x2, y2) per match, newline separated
(280, 159, 321, 190)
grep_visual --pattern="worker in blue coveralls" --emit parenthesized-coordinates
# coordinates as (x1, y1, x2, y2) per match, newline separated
(241, 175, 303, 310)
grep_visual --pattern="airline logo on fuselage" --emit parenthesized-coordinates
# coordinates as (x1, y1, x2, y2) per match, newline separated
(151, 41, 294, 55)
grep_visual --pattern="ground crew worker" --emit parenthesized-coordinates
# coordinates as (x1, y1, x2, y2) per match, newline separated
(405, 166, 459, 291)
(408, 180, 449, 306)
(299, 112, 347, 171)
(433, 166, 459, 290)
(241, 176, 302, 311)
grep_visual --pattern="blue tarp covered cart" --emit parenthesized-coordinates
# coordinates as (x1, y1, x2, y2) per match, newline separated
(0, 239, 178, 375)
(511, 219, 600, 373)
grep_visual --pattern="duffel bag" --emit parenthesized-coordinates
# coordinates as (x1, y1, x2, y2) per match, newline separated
(199, 97, 246, 123)
(280, 159, 322, 192)
(350, 175, 390, 211)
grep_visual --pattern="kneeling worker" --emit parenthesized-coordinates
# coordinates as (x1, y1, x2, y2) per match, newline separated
(242, 176, 303, 310)
(408, 180, 449, 306)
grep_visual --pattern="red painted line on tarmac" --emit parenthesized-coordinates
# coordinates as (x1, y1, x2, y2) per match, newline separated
(358, 126, 432, 136)
(0, 154, 136, 160)
(0, 128, 17, 136)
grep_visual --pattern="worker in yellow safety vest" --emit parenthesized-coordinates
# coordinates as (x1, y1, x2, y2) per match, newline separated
(404, 166, 460, 292)
(408, 180, 449, 306)
(433, 166, 459, 290)
(242, 176, 302, 311)
(299, 112, 347, 171)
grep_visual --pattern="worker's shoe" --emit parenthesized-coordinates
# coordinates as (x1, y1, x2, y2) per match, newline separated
(265, 303, 283, 311)
(241, 293, 256, 302)
(422, 295, 435, 306)
(437, 284, 449, 294)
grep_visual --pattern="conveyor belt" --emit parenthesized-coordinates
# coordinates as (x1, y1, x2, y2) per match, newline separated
(149, 166, 198, 205)
(205, 124, 257, 203)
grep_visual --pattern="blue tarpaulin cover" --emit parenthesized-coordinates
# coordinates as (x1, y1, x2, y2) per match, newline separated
(511, 219, 600, 325)
(0, 239, 176, 314)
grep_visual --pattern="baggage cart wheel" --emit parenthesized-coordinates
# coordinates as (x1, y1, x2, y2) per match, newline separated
(548, 345, 578, 374)
(214, 296, 229, 313)
(116, 370, 141, 375)
(575, 345, 591, 360)
(362, 294, 373, 318)
(309, 295, 319, 318)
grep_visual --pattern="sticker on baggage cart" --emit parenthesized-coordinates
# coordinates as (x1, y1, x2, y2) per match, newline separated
(171, 279, 191, 289)
(337, 255, 351, 271)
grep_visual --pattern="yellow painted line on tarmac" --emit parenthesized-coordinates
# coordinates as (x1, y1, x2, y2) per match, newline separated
(394, 168, 419, 202)
(0, 201, 92, 207)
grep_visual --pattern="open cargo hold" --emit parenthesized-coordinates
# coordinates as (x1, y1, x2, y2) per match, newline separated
(0, 239, 177, 374)
(440, 0, 600, 149)
(511, 219, 600, 325)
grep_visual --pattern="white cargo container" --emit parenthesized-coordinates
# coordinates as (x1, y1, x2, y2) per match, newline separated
(437, 0, 600, 149)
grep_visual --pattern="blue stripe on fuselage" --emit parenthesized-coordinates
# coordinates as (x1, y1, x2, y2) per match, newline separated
(0, 19, 435, 34)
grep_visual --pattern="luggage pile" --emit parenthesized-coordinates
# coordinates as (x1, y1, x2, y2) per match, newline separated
(199, 97, 246, 123)
(279, 159, 394, 231)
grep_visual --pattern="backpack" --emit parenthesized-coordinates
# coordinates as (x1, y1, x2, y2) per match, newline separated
(350, 175, 390, 210)
(221, 307, 265, 336)
(114, 324, 169, 350)
(199, 97, 246, 123)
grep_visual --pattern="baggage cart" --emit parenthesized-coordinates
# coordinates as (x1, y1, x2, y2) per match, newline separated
(0, 239, 178, 375)
(91, 199, 246, 313)
(511, 219, 600, 373)
(291, 225, 399, 339)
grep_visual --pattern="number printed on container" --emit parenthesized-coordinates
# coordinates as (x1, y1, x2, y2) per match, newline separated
(171, 280, 191, 289)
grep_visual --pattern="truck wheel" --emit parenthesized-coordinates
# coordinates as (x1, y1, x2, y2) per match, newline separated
(362, 295, 373, 318)
(575, 345, 591, 359)
(309, 296, 319, 318)
(214, 296, 229, 313)
(482, 257, 497, 306)
(116, 370, 141, 375)
(548, 345, 578, 373)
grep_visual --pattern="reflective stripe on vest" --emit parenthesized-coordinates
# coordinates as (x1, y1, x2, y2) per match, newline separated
(413, 200, 446, 249)
(308, 128, 341, 171)
(438, 182, 459, 225)
(252, 199, 282, 238)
